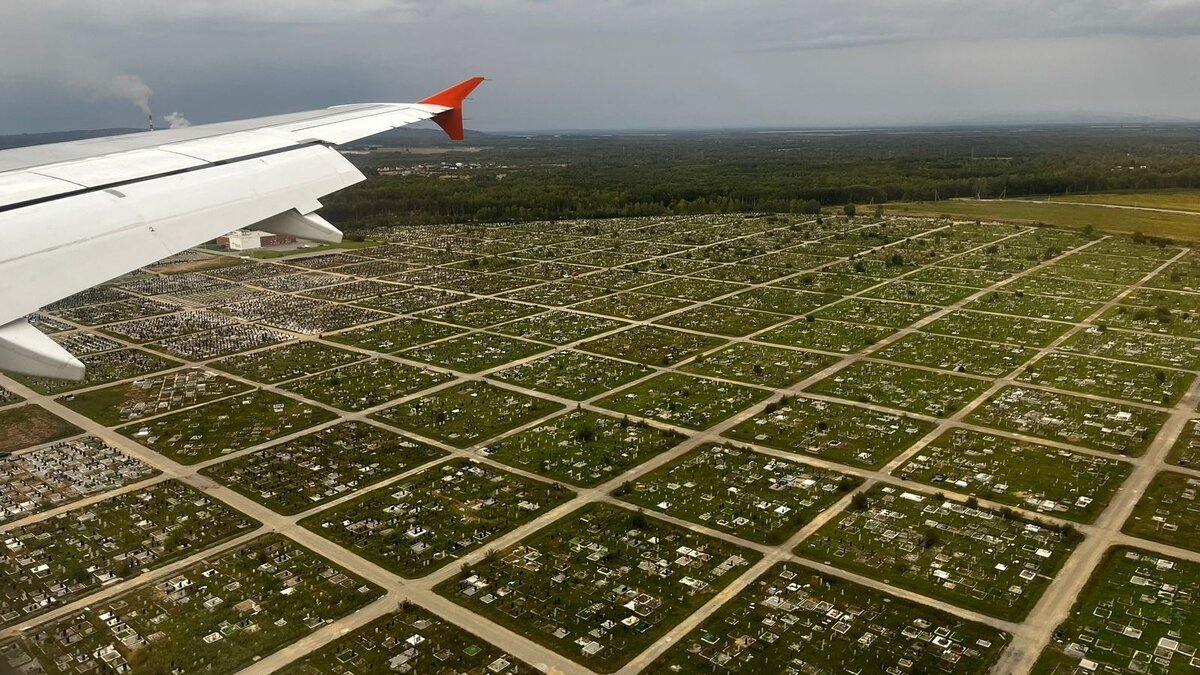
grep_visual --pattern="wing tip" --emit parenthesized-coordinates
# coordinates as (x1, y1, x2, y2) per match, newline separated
(420, 77, 486, 141)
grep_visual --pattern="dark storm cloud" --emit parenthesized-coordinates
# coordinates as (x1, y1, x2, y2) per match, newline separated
(1, 0, 1199, 133)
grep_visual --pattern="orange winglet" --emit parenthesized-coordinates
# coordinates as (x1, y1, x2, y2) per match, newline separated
(420, 76, 485, 141)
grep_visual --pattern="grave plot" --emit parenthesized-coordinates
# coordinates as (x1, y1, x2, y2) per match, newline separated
(616, 443, 860, 545)
(967, 386, 1168, 456)
(435, 502, 758, 672)
(724, 396, 934, 469)
(248, 272, 345, 293)
(1031, 547, 1200, 675)
(439, 273, 542, 296)
(59, 368, 253, 426)
(645, 562, 1009, 675)
(797, 483, 1080, 621)
(389, 267, 479, 289)
(499, 282, 613, 307)
(302, 459, 573, 578)
(595, 373, 771, 431)
(492, 310, 627, 345)
(1147, 252, 1200, 291)
(0, 386, 20, 408)
(54, 297, 178, 327)
(893, 428, 1130, 523)
(507, 261, 596, 282)
(1123, 287, 1200, 314)
(290, 252, 377, 269)
(808, 361, 992, 417)
(224, 297, 388, 334)
(204, 260, 290, 282)
(1096, 303, 1200, 340)
(1086, 237, 1182, 259)
(580, 326, 726, 367)
(681, 342, 838, 389)
(149, 324, 294, 361)
(325, 317, 464, 353)
(44, 286, 133, 311)
(906, 265, 1012, 288)
(283, 359, 453, 412)
(877, 333, 1036, 377)
(691, 262, 792, 284)
(640, 277, 748, 302)
(774, 271, 881, 295)
(118, 390, 337, 464)
(813, 298, 939, 328)
(1168, 418, 1200, 467)
(1007, 269, 1128, 300)
(0, 405, 83, 454)
(417, 298, 543, 328)
(1122, 471, 1200, 553)
(755, 317, 895, 354)
(302, 279, 404, 302)
(965, 291, 1102, 323)
(446, 254, 533, 273)
(0, 437, 156, 526)
(325, 258, 417, 278)
(572, 291, 691, 321)
(1059, 326, 1200, 370)
(374, 382, 564, 448)
(101, 310, 238, 343)
(401, 333, 549, 373)
(572, 268, 673, 291)
(51, 332, 123, 356)
(862, 280, 977, 306)
(25, 314, 75, 335)
(489, 351, 650, 400)
(202, 422, 445, 516)
(745, 251, 838, 273)
(355, 287, 468, 314)
(210, 341, 364, 384)
(1018, 352, 1192, 406)
(277, 603, 537, 675)
(716, 287, 837, 317)
(0, 479, 256, 628)
(1041, 260, 1148, 285)
(924, 310, 1072, 348)
(482, 410, 685, 487)
(653, 305, 789, 337)
(12, 348, 180, 396)
(0, 534, 383, 675)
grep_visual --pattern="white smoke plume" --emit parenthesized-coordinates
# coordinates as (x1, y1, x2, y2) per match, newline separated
(164, 111, 191, 128)
(102, 74, 153, 116)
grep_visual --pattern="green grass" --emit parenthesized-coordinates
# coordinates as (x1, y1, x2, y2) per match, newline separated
(807, 361, 992, 417)
(373, 382, 564, 448)
(60, 369, 253, 426)
(1052, 189, 1200, 213)
(1122, 471, 1200, 552)
(889, 199, 1200, 240)
(241, 239, 382, 259)
(594, 372, 771, 430)
(681, 342, 839, 388)
(282, 359, 454, 411)
(489, 350, 651, 400)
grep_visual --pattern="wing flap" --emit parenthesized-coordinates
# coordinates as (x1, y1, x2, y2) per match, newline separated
(31, 148, 207, 188)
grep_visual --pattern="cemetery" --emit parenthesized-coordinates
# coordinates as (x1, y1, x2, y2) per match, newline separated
(877, 332, 1036, 377)
(301, 458, 573, 577)
(653, 304, 789, 337)
(201, 422, 445, 515)
(580, 326, 727, 367)
(923, 310, 1071, 348)
(1032, 547, 1200, 675)
(573, 291, 693, 321)
(0, 535, 382, 675)
(436, 502, 758, 672)
(373, 382, 564, 448)
(967, 386, 1168, 456)
(807, 361, 992, 417)
(0, 406, 83, 455)
(645, 562, 1009, 674)
(797, 483, 1081, 621)
(482, 410, 685, 487)
(1122, 471, 1200, 553)
(210, 341, 365, 384)
(490, 351, 651, 400)
(492, 310, 627, 345)
(13, 348, 180, 396)
(59, 368, 253, 426)
(1168, 418, 1200, 467)
(594, 372, 771, 431)
(1059, 326, 1200, 370)
(681, 342, 838, 388)
(616, 442, 860, 545)
(279, 602, 535, 674)
(283, 358, 454, 411)
(325, 317, 465, 353)
(0, 479, 255, 627)
(893, 428, 1130, 522)
(118, 389, 338, 464)
(725, 396, 934, 469)
(401, 332, 549, 373)
(755, 317, 895, 354)
(1017, 352, 1192, 406)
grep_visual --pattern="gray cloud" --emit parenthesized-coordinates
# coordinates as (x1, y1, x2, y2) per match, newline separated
(1, 1, 1199, 132)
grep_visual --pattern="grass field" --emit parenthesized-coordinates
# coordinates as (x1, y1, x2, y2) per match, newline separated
(1052, 189, 1200, 213)
(888, 199, 1200, 240)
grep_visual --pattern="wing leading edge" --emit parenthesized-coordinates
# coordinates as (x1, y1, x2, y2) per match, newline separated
(0, 77, 484, 380)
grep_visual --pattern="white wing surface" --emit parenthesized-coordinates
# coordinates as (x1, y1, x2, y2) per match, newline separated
(0, 77, 484, 380)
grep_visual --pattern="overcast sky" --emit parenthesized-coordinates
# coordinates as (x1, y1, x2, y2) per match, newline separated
(2, 0, 1199, 134)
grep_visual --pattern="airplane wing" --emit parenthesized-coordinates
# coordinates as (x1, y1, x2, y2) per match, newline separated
(0, 76, 484, 381)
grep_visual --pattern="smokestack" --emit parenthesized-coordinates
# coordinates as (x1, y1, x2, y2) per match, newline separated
(149, 113, 154, 132)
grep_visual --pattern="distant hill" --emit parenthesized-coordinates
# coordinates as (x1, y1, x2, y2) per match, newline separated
(0, 128, 141, 151)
